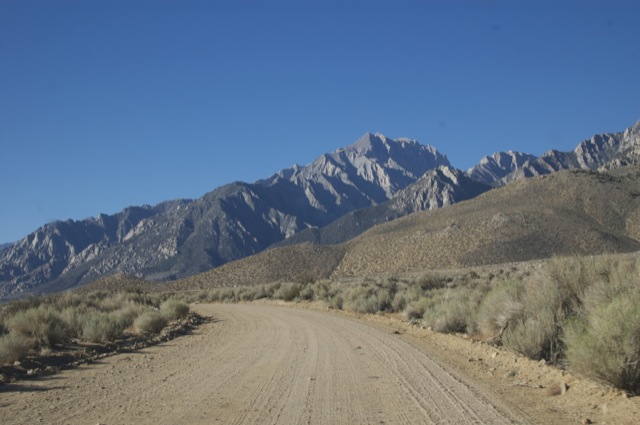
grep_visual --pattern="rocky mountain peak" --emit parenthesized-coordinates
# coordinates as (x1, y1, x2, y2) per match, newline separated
(467, 151, 537, 186)
(467, 120, 640, 186)
(3, 119, 639, 300)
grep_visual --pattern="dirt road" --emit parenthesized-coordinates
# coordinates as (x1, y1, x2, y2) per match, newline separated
(1, 303, 533, 424)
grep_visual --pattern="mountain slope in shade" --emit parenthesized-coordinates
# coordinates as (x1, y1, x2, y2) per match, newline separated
(0, 133, 449, 299)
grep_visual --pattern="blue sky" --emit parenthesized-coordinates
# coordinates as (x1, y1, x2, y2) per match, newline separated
(1, 0, 639, 244)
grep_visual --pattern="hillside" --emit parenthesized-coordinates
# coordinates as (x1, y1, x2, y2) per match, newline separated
(334, 168, 640, 276)
(173, 168, 640, 289)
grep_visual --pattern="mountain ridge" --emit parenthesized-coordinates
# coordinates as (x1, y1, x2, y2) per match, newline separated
(2, 120, 640, 299)
(0, 133, 449, 299)
(467, 119, 640, 186)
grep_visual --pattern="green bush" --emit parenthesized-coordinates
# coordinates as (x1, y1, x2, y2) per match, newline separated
(134, 311, 168, 334)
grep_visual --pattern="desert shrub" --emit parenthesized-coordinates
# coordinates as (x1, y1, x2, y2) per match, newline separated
(116, 302, 147, 325)
(273, 283, 302, 302)
(560, 258, 640, 393)
(81, 312, 128, 343)
(134, 311, 168, 334)
(327, 294, 343, 310)
(421, 286, 485, 333)
(417, 274, 450, 290)
(59, 306, 90, 338)
(391, 292, 407, 312)
(312, 280, 329, 298)
(246, 286, 269, 301)
(0, 333, 33, 364)
(403, 297, 433, 321)
(160, 299, 190, 321)
(196, 290, 210, 302)
(7, 306, 68, 347)
(403, 305, 423, 321)
(205, 290, 220, 303)
(475, 270, 578, 361)
(564, 293, 640, 393)
(49, 292, 84, 310)
(476, 280, 525, 338)
(344, 283, 393, 314)
(218, 288, 236, 303)
(299, 285, 314, 301)
(502, 309, 557, 360)
(233, 287, 252, 301)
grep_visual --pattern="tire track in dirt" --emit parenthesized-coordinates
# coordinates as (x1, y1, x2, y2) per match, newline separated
(1, 304, 530, 424)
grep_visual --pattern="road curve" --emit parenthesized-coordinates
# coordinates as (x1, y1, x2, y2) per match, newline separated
(1, 304, 529, 424)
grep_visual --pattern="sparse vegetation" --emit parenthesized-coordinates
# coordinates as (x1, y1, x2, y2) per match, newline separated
(5, 252, 634, 394)
(0, 290, 193, 365)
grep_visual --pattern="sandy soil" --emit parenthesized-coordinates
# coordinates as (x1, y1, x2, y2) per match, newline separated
(1, 303, 637, 424)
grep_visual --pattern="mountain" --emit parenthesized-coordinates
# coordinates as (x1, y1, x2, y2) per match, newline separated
(0, 243, 14, 251)
(275, 166, 491, 246)
(334, 168, 640, 276)
(172, 167, 640, 290)
(3, 120, 640, 299)
(466, 151, 537, 186)
(0, 133, 449, 299)
(468, 119, 640, 186)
